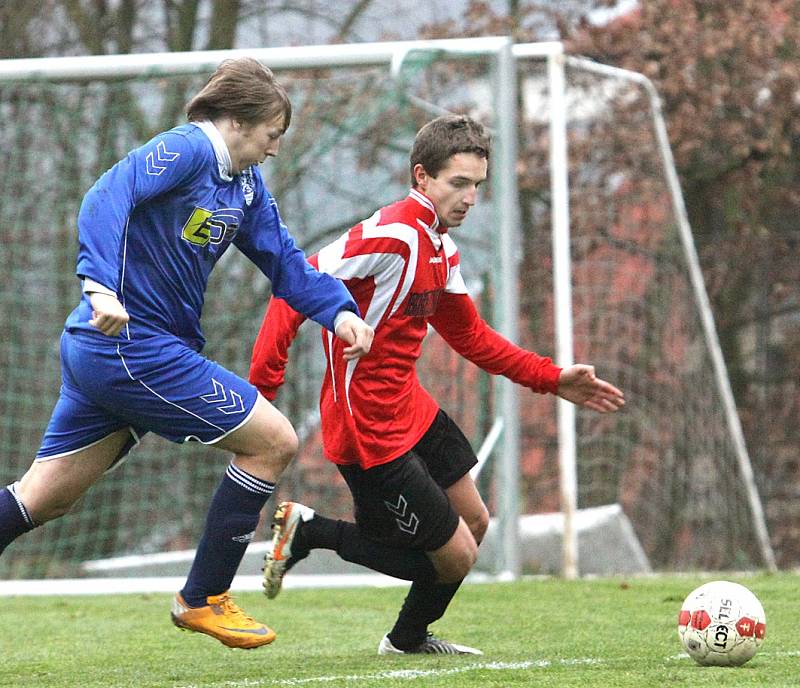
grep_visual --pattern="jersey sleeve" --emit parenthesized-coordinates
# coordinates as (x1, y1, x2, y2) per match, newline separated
(429, 291, 562, 394)
(234, 188, 358, 333)
(249, 294, 307, 400)
(75, 130, 200, 293)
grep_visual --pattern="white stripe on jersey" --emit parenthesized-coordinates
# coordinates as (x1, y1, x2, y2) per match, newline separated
(317, 212, 422, 415)
(120, 217, 132, 340)
(325, 328, 338, 405)
(361, 219, 419, 323)
(442, 233, 468, 294)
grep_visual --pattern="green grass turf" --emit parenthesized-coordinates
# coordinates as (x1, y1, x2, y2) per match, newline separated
(0, 573, 797, 688)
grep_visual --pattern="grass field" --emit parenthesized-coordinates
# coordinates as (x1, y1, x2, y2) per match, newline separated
(0, 573, 797, 688)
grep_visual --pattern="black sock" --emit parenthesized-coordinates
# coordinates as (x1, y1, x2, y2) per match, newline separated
(301, 514, 437, 583)
(0, 483, 37, 555)
(387, 580, 463, 650)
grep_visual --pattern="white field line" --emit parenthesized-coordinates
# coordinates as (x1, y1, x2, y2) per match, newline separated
(175, 658, 602, 688)
(173, 651, 800, 688)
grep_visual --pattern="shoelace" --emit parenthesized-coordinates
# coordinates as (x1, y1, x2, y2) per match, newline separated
(216, 594, 257, 625)
(420, 634, 458, 654)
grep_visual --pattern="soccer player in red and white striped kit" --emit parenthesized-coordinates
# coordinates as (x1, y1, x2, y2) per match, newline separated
(250, 114, 625, 655)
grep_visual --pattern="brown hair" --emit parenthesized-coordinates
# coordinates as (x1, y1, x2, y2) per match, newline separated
(186, 57, 292, 130)
(409, 115, 490, 187)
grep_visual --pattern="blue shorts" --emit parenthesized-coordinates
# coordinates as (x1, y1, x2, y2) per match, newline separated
(36, 331, 260, 461)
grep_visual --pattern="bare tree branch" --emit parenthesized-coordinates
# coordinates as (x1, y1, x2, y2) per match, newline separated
(333, 0, 374, 42)
(207, 0, 241, 49)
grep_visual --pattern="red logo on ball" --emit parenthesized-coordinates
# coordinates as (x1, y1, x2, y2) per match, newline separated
(691, 610, 711, 630)
(736, 617, 755, 637)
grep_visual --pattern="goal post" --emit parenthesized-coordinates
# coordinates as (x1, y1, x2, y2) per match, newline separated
(0, 38, 775, 590)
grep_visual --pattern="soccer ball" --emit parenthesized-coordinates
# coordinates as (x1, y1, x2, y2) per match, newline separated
(677, 580, 766, 666)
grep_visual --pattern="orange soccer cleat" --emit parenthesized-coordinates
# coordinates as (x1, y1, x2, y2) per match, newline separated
(171, 591, 276, 649)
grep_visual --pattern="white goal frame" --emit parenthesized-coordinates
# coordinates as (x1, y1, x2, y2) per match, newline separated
(0, 38, 775, 593)
(524, 49, 777, 576)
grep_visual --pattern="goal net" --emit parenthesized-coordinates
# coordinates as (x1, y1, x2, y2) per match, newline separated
(510, 55, 772, 572)
(0, 42, 772, 583)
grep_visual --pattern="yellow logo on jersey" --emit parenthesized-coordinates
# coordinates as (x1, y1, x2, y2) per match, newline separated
(181, 207, 239, 248)
(182, 207, 215, 246)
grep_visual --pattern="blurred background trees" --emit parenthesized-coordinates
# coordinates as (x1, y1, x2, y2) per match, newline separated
(562, 0, 800, 558)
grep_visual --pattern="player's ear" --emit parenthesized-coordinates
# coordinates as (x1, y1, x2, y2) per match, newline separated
(413, 163, 428, 189)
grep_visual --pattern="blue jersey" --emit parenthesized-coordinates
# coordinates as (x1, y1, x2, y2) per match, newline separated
(67, 122, 356, 351)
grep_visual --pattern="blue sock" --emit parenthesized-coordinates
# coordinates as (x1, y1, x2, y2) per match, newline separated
(0, 483, 37, 554)
(181, 463, 274, 607)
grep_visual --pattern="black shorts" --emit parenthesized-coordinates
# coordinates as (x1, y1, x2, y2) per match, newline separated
(337, 409, 478, 552)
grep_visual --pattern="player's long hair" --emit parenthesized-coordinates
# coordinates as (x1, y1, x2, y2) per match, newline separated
(186, 57, 292, 131)
(409, 115, 491, 187)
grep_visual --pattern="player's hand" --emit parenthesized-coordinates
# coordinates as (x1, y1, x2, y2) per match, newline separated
(557, 364, 625, 413)
(88, 292, 130, 337)
(334, 313, 374, 361)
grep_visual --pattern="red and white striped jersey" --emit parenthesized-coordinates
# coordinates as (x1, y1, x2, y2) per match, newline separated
(250, 189, 561, 469)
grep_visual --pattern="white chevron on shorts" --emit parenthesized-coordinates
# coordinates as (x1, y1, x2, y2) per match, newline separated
(201, 379, 245, 414)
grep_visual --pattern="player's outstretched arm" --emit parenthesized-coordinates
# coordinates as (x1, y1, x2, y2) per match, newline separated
(88, 291, 130, 337)
(333, 311, 374, 361)
(557, 364, 625, 413)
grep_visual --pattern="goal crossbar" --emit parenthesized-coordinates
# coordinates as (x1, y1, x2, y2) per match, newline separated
(0, 38, 563, 81)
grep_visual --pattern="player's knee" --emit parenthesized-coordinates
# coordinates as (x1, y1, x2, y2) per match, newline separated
(437, 552, 476, 583)
(275, 420, 299, 462)
(260, 416, 298, 468)
(434, 538, 477, 583)
(466, 505, 490, 545)
(229, 412, 299, 482)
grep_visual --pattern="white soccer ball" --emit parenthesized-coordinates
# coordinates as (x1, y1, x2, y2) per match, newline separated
(677, 580, 766, 666)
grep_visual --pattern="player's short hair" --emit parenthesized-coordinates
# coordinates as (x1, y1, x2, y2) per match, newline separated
(409, 115, 491, 187)
(186, 57, 292, 131)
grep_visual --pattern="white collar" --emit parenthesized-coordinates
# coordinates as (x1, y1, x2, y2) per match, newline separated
(194, 120, 233, 181)
(408, 188, 443, 249)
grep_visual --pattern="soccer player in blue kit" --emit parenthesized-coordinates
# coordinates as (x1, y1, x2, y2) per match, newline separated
(0, 57, 373, 649)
